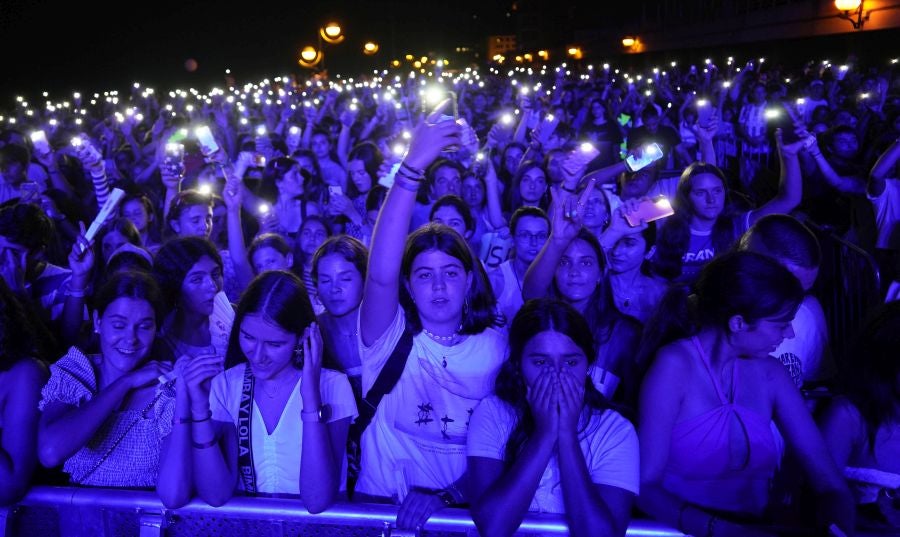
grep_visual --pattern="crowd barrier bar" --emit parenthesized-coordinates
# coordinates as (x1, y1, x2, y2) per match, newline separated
(1, 486, 686, 537)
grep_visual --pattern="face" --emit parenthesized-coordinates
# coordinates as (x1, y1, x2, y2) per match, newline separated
(173, 204, 213, 238)
(608, 233, 648, 274)
(251, 246, 293, 275)
(751, 85, 767, 103)
(95, 297, 156, 374)
(311, 134, 330, 159)
(348, 159, 372, 194)
(122, 200, 150, 233)
(581, 189, 609, 229)
(513, 216, 549, 264)
(407, 248, 472, 327)
(300, 220, 328, 256)
(180, 256, 223, 316)
(101, 230, 130, 262)
(519, 167, 547, 204)
(316, 253, 364, 317)
(239, 314, 299, 381)
(688, 173, 726, 221)
(278, 165, 305, 197)
(736, 312, 796, 358)
(0, 161, 26, 185)
(432, 165, 461, 199)
(554, 239, 602, 307)
(643, 115, 660, 132)
(830, 132, 859, 159)
(461, 176, 485, 208)
(520, 330, 589, 387)
(504, 147, 524, 175)
(432, 205, 469, 238)
(620, 168, 655, 200)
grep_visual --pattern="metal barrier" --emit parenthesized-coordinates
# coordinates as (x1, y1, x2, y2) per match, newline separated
(808, 222, 882, 366)
(1, 486, 686, 537)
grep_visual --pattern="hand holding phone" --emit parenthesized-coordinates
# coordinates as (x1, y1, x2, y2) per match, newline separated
(30, 131, 51, 156)
(625, 143, 664, 172)
(623, 196, 674, 227)
(696, 100, 714, 129)
(562, 142, 600, 176)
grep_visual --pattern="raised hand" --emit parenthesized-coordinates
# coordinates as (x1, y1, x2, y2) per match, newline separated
(548, 178, 596, 244)
(67, 223, 95, 281)
(403, 99, 462, 171)
(299, 322, 324, 405)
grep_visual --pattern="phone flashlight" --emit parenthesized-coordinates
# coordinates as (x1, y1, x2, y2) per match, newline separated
(501, 113, 513, 125)
(644, 144, 663, 159)
(476, 151, 485, 161)
(198, 183, 213, 196)
(764, 109, 781, 120)
(256, 125, 267, 137)
(289, 126, 301, 136)
(70, 136, 83, 147)
(257, 203, 270, 215)
(580, 142, 595, 153)
(392, 143, 406, 157)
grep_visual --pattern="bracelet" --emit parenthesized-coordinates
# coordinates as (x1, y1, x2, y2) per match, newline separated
(706, 515, 718, 537)
(395, 167, 424, 182)
(191, 410, 212, 423)
(192, 437, 218, 449)
(561, 184, 577, 193)
(65, 288, 86, 298)
(400, 161, 424, 176)
(394, 175, 421, 192)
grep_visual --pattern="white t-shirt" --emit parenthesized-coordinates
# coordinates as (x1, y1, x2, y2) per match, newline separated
(773, 295, 834, 387)
(209, 363, 358, 495)
(355, 307, 506, 499)
(467, 395, 639, 513)
(868, 177, 900, 250)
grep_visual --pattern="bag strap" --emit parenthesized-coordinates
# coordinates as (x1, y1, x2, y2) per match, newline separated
(237, 365, 258, 494)
(352, 324, 413, 436)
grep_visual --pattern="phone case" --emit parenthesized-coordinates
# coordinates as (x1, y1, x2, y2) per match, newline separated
(624, 197, 675, 226)
(563, 144, 600, 175)
(625, 143, 664, 172)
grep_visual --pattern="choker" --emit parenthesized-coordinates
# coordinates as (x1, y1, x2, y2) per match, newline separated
(422, 324, 462, 343)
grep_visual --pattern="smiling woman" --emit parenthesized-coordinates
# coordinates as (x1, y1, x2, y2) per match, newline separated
(37, 272, 173, 488)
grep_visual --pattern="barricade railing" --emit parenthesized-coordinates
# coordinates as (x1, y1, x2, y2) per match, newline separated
(1, 486, 686, 537)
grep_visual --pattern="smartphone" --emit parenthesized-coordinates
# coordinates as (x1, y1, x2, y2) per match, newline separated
(625, 143, 664, 172)
(20, 181, 40, 201)
(195, 125, 219, 155)
(163, 143, 185, 176)
(253, 153, 267, 168)
(30, 130, 51, 155)
(562, 142, 601, 175)
(696, 100, 714, 128)
(624, 197, 674, 227)
(432, 90, 460, 152)
(328, 185, 343, 198)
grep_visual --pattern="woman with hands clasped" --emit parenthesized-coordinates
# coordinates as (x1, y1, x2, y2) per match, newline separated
(468, 298, 638, 537)
(38, 271, 175, 488)
(157, 270, 356, 510)
(356, 100, 505, 529)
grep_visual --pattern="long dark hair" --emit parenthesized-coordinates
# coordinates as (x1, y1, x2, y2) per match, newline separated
(153, 236, 223, 311)
(844, 302, 900, 455)
(651, 162, 737, 280)
(346, 142, 383, 199)
(400, 222, 499, 335)
(495, 298, 609, 466)
(225, 270, 338, 370)
(0, 277, 54, 368)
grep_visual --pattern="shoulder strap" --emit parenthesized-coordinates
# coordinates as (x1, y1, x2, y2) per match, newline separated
(351, 324, 414, 436)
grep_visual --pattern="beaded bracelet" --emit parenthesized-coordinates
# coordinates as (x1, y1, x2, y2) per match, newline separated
(395, 167, 424, 182)
(394, 175, 422, 192)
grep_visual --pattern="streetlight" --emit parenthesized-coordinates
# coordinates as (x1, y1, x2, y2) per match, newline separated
(622, 37, 636, 47)
(567, 47, 583, 60)
(320, 22, 345, 44)
(298, 46, 323, 69)
(834, 0, 869, 29)
(363, 41, 379, 55)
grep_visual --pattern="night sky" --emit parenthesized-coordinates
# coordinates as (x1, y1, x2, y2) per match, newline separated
(0, 0, 523, 103)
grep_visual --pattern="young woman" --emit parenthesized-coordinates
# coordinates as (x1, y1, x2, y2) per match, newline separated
(508, 161, 550, 213)
(357, 104, 505, 529)
(248, 233, 294, 276)
(599, 208, 667, 324)
(38, 272, 174, 487)
(157, 271, 356, 510)
(0, 278, 48, 504)
(652, 130, 804, 283)
(819, 302, 900, 526)
(468, 298, 638, 537)
(120, 194, 161, 254)
(489, 207, 550, 324)
(293, 216, 332, 314)
(331, 142, 380, 240)
(638, 251, 854, 535)
(269, 157, 321, 238)
(523, 185, 642, 401)
(153, 237, 232, 362)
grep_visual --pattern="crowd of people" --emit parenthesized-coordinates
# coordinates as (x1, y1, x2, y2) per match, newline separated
(1, 50, 899, 536)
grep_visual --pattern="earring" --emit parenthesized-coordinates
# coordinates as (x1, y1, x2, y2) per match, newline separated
(463, 297, 470, 317)
(293, 344, 304, 366)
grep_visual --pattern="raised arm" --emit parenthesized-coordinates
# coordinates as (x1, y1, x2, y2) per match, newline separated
(360, 103, 461, 346)
(802, 135, 865, 195)
(869, 137, 900, 197)
(482, 158, 508, 229)
(752, 128, 804, 222)
(222, 177, 254, 292)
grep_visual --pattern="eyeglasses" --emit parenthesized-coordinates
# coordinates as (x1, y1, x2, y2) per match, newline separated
(515, 231, 549, 243)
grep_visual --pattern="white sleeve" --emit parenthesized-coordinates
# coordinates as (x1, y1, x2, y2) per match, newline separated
(358, 306, 405, 393)
(209, 367, 235, 423)
(321, 370, 359, 423)
(466, 396, 514, 461)
(586, 410, 640, 495)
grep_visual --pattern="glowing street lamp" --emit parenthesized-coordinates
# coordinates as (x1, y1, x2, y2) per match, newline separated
(363, 41, 379, 55)
(320, 22, 345, 44)
(622, 37, 636, 47)
(567, 47, 583, 60)
(298, 46, 323, 68)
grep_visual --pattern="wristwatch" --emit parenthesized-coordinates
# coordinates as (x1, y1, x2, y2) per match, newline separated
(301, 404, 332, 423)
(434, 489, 456, 507)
